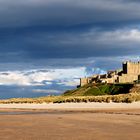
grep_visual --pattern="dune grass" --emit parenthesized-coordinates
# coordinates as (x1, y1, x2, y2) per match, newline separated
(0, 93, 140, 104)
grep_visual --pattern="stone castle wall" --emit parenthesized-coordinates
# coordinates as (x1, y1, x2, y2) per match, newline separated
(101, 75, 118, 83)
(80, 78, 89, 86)
(80, 61, 140, 86)
(118, 74, 138, 83)
(124, 61, 140, 75)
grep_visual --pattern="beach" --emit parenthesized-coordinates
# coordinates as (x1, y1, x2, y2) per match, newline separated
(0, 102, 139, 140)
(0, 102, 140, 110)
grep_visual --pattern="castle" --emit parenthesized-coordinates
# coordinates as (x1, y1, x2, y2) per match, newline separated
(80, 61, 140, 86)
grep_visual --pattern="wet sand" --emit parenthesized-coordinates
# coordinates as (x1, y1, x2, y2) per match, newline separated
(0, 103, 140, 140)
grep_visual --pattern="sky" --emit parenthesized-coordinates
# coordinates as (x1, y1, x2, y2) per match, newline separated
(0, 0, 140, 98)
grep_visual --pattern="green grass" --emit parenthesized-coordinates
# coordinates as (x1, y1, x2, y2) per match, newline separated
(63, 83, 134, 96)
(83, 86, 106, 96)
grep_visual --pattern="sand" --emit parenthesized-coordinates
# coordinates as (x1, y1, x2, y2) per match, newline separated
(0, 102, 140, 110)
(0, 102, 140, 140)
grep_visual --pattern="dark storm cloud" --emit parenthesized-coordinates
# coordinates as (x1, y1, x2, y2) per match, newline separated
(0, 0, 140, 69)
(1, 27, 140, 61)
(0, 0, 140, 28)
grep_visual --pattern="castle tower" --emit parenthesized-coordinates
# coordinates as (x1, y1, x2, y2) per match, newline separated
(123, 61, 140, 75)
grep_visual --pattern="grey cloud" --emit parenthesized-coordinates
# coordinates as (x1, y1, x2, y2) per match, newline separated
(0, 27, 140, 66)
(0, 0, 139, 70)
(0, 0, 140, 28)
(24, 28, 140, 59)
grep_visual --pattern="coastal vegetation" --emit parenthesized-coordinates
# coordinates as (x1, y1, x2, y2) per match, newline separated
(0, 83, 139, 104)
(63, 83, 134, 96)
(0, 93, 140, 104)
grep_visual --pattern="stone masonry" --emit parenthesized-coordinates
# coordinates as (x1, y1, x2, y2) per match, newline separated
(80, 61, 140, 87)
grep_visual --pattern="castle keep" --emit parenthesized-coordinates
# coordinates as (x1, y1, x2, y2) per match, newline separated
(80, 61, 140, 86)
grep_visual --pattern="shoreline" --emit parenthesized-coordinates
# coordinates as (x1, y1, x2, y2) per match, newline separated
(0, 102, 140, 110)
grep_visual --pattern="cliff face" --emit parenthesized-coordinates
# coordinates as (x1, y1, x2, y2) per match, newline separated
(63, 83, 134, 96)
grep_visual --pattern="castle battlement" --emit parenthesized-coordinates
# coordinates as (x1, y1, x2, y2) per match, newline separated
(123, 61, 140, 64)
